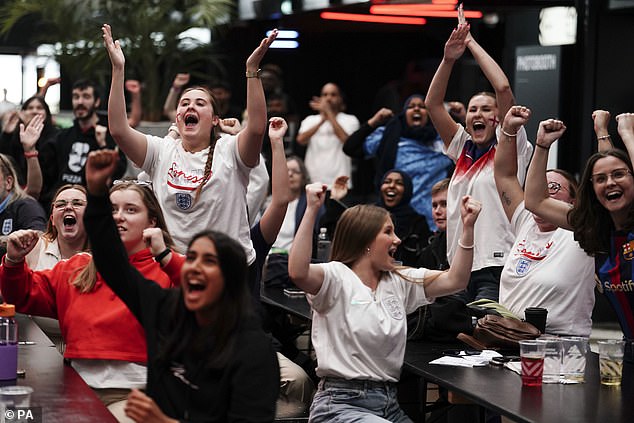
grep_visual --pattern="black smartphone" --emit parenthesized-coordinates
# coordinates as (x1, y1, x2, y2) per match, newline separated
(442, 349, 481, 357)
(490, 355, 521, 366)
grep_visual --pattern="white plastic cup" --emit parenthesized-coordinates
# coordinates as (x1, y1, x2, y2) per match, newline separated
(519, 340, 546, 387)
(0, 386, 32, 407)
(540, 337, 563, 383)
(0, 385, 33, 422)
(598, 339, 625, 386)
(561, 336, 589, 383)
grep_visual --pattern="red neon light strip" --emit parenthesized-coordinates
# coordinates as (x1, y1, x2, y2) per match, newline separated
(370, 6, 482, 19)
(372, 4, 455, 11)
(320, 12, 426, 25)
(370, 7, 482, 18)
(432, 0, 458, 4)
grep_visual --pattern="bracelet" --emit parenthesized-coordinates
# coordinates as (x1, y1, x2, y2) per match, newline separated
(597, 135, 611, 141)
(4, 254, 24, 265)
(535, 144, 550, 150)
(23, 150, 38, 158)
(458, 240, 475, 250)
(154, 248, 171, 263)
(245, 69, 261, 79)
(501, 127, 519, 138)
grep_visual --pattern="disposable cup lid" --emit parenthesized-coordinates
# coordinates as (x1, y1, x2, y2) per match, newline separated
(0, 386, 33, 395)
(0, 303, 15, 317)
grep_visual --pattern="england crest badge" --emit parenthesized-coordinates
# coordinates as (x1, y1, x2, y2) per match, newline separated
(515, 257, 532, 276)
(2, 219, 12, 235)
(175, 193, 193, 210)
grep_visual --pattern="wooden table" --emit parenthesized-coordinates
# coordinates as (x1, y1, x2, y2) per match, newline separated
(0, 315, 117, 422)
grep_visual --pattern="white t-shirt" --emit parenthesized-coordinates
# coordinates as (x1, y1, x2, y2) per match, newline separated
(299, 113, 360, 187)
(246, 157, 269, 226)
(307, 262, 431, 382)
(445, 125, 533, 270)
(499, 203, 595, 336)
(143, 133, 255, 263)
(272, 198, 298, 252)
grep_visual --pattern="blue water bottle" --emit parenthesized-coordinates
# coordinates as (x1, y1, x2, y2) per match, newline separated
(0, 303, 18, 380)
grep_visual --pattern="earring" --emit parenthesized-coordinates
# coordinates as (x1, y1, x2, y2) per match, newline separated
(366, 247, 371, 255)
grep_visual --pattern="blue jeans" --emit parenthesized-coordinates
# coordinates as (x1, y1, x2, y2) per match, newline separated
(309, 378, 413, 423)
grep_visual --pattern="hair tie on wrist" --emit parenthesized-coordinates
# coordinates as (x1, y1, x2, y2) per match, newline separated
(24, 151, 39, 158)
(597, 135, 611, 141)
(4, 254, 24, 264)
(535, 144, 550, 150)
(501, 128, 518, 138)
(458, 240, 474, 250)
(154, 248, 171, 263)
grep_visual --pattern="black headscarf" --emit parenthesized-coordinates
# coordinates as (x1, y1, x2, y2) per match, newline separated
(374, 94, 438, 189)
(377, 169, 418, 238)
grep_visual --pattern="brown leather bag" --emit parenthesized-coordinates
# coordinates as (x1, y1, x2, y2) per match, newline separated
(457, 314, 541, 351)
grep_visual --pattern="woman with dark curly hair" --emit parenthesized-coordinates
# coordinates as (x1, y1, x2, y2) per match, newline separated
(525, 112, 634, 358)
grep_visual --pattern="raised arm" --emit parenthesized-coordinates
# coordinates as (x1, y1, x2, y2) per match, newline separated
(36, 77, 60, 98)
(425, 24, 470, 146)
(20, 115, 44, 199)
(593, 110, 614, 152)
(288, 183, 327, 295)
(494, 105, 531, 221)
(466, 38, 514, 123)
(237, 30, 278, 168)
(162, 73, 189, 122)
(459, 5, 513, 121)
(102, 24, 148, 167)
(616, 113, 634, 162)
(259, 117, 290, 243)
(524, 119, 572, 230)
(84, 149, 165, 322)
(424, 196, 480, 297)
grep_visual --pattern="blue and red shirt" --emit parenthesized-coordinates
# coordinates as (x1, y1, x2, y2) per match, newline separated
(595, 230, 634, 339)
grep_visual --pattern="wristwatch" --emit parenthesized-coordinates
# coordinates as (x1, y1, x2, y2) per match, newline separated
(245, 69, 261, 79)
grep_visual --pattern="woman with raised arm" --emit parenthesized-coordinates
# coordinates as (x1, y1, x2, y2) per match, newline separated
(0, 95, 58, 194)
(288, 182, 480, 422)
(83, 149, 279, 422)
(102, 24, 277, 269)
(0, 165, 175, 422)
(494, 106, 595, 336)
(525, 112, 634, 351)
(425, 17, 532, 302)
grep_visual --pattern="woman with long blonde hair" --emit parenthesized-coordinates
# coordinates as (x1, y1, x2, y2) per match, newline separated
(288, 182, 481, 422)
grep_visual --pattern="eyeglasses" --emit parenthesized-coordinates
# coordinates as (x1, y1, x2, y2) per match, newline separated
(589, 168, 632, 185)
(53, 199, 86, 209)
(547, 181, 568, 195)
(113, 179, 152, 187)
